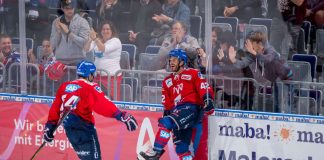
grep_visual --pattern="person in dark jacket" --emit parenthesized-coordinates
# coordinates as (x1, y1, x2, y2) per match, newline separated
(220, 0, 263, 22)
(227, 31, 293, 113)
(268, 0, 306, 59)
(124, 0, 163, 53)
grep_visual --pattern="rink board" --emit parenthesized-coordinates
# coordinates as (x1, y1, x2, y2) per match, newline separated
(0, 93, 180, 160)
(209, 109, 324, 160)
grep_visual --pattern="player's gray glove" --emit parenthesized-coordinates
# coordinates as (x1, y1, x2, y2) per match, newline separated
(43, 123, 56, 143)
(119, 112, 138, 131)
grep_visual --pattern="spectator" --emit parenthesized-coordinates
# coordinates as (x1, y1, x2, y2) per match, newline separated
(157, 21, 200, 70)
(219, 0, 263, 23)
(50, 0, 90, 66)
(0, 34, 40, 93)
(25, 0, 52, 47)
(197, 26, 222, 72)
(96, 0, 125, 32)
(305, 0, 324, 27)
(122, 0, 162, 53)
(227, 31, 293, 112)
(0, 34, 20, 67)
(84, 21, 122, 100)
(28, 39, 55, 73)
(0, 0, 18, 36)
(218, 31, 255, 110)
(268, 0, 306, 59)
(151, 0, 191, 45)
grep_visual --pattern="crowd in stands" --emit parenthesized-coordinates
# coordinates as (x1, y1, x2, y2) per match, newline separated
(0, 0, 324, 113)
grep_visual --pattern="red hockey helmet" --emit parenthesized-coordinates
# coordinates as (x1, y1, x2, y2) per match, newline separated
(45, 60, 66, 81)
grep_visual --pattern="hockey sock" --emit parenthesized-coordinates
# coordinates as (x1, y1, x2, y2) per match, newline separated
(178, 151, 192, 160)
(153, 127, 171, 153)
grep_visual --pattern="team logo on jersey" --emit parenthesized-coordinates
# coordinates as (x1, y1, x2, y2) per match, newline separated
(95, 86, 102, 93)
(166, 78, 172, 88)
(181, 74, 191, 80)
(65, 84, 81, 93)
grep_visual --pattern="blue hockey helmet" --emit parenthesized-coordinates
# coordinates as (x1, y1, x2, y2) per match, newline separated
(76, 60, 96, 78)
(169, 49, 187, 66)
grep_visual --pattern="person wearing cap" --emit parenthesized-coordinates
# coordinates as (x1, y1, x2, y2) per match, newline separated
(50, 0, 90, 66)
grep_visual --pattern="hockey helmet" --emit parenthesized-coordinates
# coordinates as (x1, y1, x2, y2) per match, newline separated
(169, 49, 187, 65)
(45, 60, 66, 81)
(76, 60, 96, 78)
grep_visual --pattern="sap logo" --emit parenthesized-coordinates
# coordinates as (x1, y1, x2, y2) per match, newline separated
(136, 118, 177, 159)
(182, 155, 192, 160)
(297, 131, 324, 144)
(166, 78, 172, 88)
(173, 83, 183, 94)
(181, 74, 191, 80)
(95, 86, 102, 93)
(160, 130, 170, 139)
(219, 123, 270, 140)
(65, 84, 81, 93)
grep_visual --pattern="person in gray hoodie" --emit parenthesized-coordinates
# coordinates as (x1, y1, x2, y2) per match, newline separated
(225, 31, 293, 112)
(50, 0, 90, 66)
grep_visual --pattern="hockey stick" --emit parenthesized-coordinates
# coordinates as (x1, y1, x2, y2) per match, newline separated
(30, 97, 79, 160)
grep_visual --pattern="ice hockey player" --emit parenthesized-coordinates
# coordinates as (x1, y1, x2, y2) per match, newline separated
(139, 49, 215, 160)
(43, 60, 138, 159)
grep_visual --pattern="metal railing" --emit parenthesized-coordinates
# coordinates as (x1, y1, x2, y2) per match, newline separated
(1, 62, 324, 116)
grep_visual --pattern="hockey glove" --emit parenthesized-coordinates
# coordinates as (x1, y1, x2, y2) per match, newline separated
(203, 94, 215, 115)
(120, 112, 138, 131)
(43, 123, 56, 143)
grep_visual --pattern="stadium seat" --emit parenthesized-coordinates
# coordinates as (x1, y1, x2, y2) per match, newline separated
(48, 14, 58, 22)
(122, 77, 139, 102)
(141, 86, 162, 104)
(214, 16, 239, 38)
(316, 29, 324, 58)
(138, 53, 161, 71)
(11, 37, 34, 50)
(190, 15, 202, 40)
(293, 96, 317, 115)
(120, 51, 131, 70)
(212, 23, 232, 32)
(120, 84, 133, 102)
(302, 21, 311, 52)
(243, 24, 268, 41)
(48, 0, 60, 9)
(294, 89, 322, 115)
(287, 61, 312, 82)
(249, 18, 272, 38)
(291, 54, 317, 81)
(145, 45, 161, 54)
(122, 44, 137, 69)
(297, 28, 306, 53)
(148, 78, 163, 87)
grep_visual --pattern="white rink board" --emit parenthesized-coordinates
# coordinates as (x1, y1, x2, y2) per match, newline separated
(209, 109, 324, 160)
